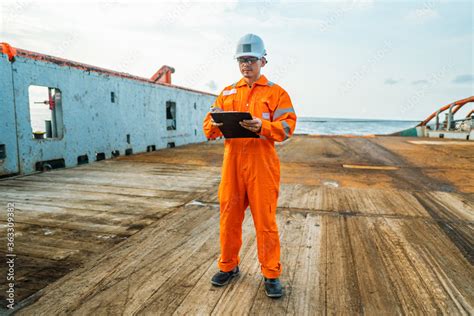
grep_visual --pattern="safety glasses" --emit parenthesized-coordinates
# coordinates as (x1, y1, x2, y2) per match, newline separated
(237, 56, 260, 64)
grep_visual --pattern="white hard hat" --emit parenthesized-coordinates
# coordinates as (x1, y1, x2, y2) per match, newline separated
(234, 33, 267, 59)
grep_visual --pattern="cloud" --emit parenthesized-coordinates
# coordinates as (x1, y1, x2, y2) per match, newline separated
(412, 79, 428, 85)
(384, 78, 400, 85)
(452, 74, 474, 84)
(405, 7, 439, 24)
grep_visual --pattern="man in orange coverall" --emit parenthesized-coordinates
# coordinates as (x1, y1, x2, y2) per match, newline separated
(202, 34, 297, 298)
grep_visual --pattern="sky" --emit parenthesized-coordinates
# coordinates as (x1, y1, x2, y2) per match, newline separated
(1, 0, 472, 120)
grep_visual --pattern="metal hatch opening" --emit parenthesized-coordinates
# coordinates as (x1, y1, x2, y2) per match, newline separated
(166, 101, 176, 130)
(28, 85, 64, 140)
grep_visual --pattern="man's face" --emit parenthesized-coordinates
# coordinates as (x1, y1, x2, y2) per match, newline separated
(237, 56, 265, 78)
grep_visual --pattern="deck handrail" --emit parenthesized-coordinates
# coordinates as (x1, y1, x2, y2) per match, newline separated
(417, 96, 474, 126)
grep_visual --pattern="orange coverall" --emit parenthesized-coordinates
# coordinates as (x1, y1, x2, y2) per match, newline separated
(202, 74, 297, 278)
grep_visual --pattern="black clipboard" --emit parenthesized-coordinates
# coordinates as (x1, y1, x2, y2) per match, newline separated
(210, 111, 259, 138)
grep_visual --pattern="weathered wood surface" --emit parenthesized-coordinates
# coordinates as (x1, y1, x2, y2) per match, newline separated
(0, 135, 472, 315)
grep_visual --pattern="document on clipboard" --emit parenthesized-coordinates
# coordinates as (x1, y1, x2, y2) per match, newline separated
(210, 111, 260, 138)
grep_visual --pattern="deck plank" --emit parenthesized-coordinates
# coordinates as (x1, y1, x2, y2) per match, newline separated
(285, 213, 321, 316)
(249, 211, 309, 315)
(15, 205, 216, 315)
(70, 207, 220, 315)
(172, 212, 257, 315)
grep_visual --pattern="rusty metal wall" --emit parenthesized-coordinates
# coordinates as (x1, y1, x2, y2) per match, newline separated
(0, 53, 216, 176)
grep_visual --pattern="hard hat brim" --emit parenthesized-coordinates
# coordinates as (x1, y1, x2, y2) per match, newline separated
(234, 52, 265, 59)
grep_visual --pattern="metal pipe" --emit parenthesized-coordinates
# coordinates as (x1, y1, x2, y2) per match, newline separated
(447, 103, 454, 130)
(49, 88, 58, 138)
(435, 110, 440, 130)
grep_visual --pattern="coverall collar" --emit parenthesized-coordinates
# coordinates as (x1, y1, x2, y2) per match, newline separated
(235, 74, 269, 88)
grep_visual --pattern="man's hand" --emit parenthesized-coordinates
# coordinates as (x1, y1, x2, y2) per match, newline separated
(240, 117, 262, 133)
(210, 107, 223, 127)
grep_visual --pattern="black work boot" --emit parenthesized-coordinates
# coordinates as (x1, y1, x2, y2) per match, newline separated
(264, 277, 283, 298)
(211, 266, 240, 286)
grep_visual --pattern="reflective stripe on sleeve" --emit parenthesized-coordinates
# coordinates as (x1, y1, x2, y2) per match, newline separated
(282, 121, 291, 140)
(274, 107, 295, 120)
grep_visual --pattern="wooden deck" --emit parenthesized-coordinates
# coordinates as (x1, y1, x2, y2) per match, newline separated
(0, 135, 473, 315)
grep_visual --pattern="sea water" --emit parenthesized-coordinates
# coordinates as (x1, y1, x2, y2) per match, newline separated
(295, 117, 419, 135)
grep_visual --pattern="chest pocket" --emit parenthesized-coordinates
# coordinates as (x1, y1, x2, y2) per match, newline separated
(223, 97, 236, 111)
(257, 98, 273, 121)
